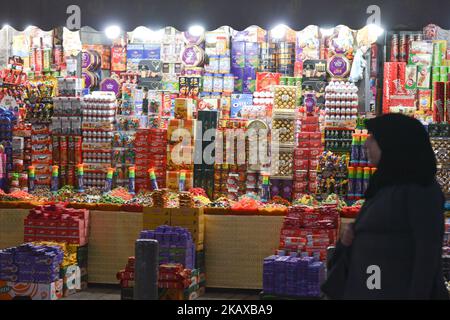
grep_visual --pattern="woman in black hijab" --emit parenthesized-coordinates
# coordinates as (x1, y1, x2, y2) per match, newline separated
(322, 113, 448, 300)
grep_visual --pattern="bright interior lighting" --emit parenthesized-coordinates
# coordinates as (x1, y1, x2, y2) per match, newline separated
(149, 29, 164, 41)
(2, 24, 10, 30)
(271, 24, 287, 39)
(25, 25, 34, 32)
(105, 25, 122, 40)
(188, 25, 205, 37)
(320, 28, 334, 37)
(133, 26, 152, 41)
(367, 23, 384, 38)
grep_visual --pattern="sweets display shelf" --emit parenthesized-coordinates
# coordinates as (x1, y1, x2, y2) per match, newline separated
(429, 124, 450, 199)
(81, 92, 118, 188)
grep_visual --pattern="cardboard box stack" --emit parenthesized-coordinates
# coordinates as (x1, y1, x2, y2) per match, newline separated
(231, 41, 259, 94)
(292, 115, 322, 198)
(278, 204, 339, 262)
(140, 227, 195, 269)
(11, 123, 32, 192)
(67, 244, 88, 291)
(213, 119, 248, 200)
(24, 203, 90, 246)
(0, 243, 64, 300)
(159, 263, 202, 300)
(166, 102, 196, 190)
(31, 123, 53, 187)
(270, 85, 299, 201)
(81, 92, 117, 189)
(263, 255, 325, 298)
(194, 110, 218, 199)
(134, 128, 167, 191)
(117, 225, 204, 300)
(117, 256, 135, 300)
(51, 92, 83, 187)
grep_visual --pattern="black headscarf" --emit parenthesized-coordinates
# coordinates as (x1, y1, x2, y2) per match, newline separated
(364, 113, 437, 199)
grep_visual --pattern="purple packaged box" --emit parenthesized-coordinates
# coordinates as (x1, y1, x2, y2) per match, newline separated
(243, 67, 256, 93)
(34, 264, 60, 273)
(245, 42, 259, 56)
(163, 232, 175, 243)
(0, 274, 18, 282)
(0, 264, 18, 273)
(127, 44, 144, 60)
(243, 66, 256, 80)
(143, 44, 161, 60)
(0, 252, 14, 264)
(17, 275, 34, 282)
(231, 41, 245, 55)
(230, 93, 253, 118)
(231, 41, 245, 68)
(154, 232, 164, 242)
(231, 67, 244, 93)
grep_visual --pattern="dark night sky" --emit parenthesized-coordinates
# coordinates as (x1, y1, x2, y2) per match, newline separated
(0, 0, 448, 31)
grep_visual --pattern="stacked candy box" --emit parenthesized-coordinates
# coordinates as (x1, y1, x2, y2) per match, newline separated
(278, 204, 339, 261)
(81, 92, 117, 189)
(263, 254, 325, 298)
(158, 263, 201, 300)
(24, 203, 90, 245)
(140, 226, 195, 270)
(0, 243, 64, 284)
(316, 151, 349, 198)
(117, 256, 135, 300)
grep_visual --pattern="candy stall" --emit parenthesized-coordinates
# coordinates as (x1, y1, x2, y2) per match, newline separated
(0, 9, 448, 299)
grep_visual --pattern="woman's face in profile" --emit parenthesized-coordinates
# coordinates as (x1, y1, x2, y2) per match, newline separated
(365, 134, 381, 166)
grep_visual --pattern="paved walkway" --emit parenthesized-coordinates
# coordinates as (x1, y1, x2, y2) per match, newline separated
(63, 285, 261, 300)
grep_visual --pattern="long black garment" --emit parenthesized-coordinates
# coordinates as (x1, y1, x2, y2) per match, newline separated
(335, 182, 448, 299)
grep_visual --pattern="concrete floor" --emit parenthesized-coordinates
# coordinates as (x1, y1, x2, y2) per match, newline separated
(63, 285, 261, 300)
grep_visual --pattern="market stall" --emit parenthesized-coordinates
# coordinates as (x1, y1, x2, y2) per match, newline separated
(0, 206, 356, 289)
(0, 7, 449, 299)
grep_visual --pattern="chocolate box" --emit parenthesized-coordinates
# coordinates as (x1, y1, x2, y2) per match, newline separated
(143, 44, 161, 60)
(417, 65, 431, 89)
(230, 93, 253, 118)
(302, 60, 327, 81)
(0, 280, 63, 300)
(405, 64, 417, 90)
(256, 72, 281, 92)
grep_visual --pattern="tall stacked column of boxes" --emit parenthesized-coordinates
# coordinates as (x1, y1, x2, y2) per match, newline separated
(11, 123, 32, 192)
(31, 122, 53, 187)
(214, 119, 249, 200)
(81, 92, 117, 188)
(168, 208, 205, 291)
(292, 115, 322, 198)
(141, 207, 205, 289)
(270, 85, 298, 201)
(0, 243, 65, 300)
(194, 110, 218, 199)
(430, 40, 450, 123)
(166, 98, 196, 191)
(134, 128, 167, 191)
(22, 203, 90, 295)
(52, 78, 84, 187)
(51, 96, 83, 187)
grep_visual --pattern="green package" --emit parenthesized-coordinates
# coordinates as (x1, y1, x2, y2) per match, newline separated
(405, 65, 417, 90)
(417, 65, 431, 89)
(433, 43, 442, 66)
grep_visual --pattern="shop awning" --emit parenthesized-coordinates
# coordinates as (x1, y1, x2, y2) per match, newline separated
(1, 0, 450, 31)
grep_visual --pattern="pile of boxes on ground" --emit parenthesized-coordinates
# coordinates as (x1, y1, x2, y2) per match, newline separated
(117, 225, 205, 300)
(262, 204, 339, 299)
(0, 203, 89, 300)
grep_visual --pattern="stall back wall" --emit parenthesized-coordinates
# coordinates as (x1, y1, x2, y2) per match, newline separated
(2, 0, 450, 31)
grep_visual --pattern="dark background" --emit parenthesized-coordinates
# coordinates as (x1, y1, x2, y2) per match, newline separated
(1, 0, 449, 31)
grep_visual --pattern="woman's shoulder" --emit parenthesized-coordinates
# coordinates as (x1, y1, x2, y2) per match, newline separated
(396, 181, 444, 203)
